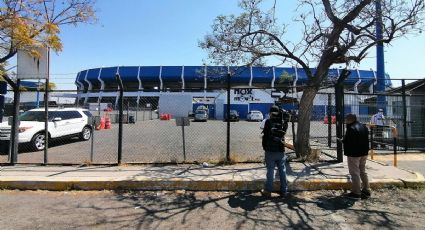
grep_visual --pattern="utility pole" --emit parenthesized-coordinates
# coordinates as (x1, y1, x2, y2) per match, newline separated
(375, 0, 387, 112)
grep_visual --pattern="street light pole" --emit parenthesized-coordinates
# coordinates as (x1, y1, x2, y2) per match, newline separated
(376, 0, 387, 112)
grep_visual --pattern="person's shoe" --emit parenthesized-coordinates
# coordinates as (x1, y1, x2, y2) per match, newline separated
(279, 191, 289, 198)
(260, 189, 272, 198)
(345, 192, 361, 200)
(361, 190, 371, 199)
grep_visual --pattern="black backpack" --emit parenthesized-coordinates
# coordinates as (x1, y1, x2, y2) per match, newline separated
(270, 117, 286, 143)
(262, 110, 288, 151)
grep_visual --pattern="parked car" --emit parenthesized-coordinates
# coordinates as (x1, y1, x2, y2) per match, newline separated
(225, 110, 240, 122)
(247, 110, 264, 121)
(188, 111, 195, 118)
(0, 108, 93, 151)
(194, 110, 208, 122)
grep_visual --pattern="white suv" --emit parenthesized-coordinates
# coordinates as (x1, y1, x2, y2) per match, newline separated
(0, 108, 93, 151)
(247, 110, 264, 121)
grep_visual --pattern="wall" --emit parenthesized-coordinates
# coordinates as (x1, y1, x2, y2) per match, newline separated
(158, 93, 193, 118)
(216, 88, 275, 119)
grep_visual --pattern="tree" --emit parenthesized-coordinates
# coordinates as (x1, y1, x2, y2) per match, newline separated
(200, 0, 425, 160)
(0, 0, 96, 81)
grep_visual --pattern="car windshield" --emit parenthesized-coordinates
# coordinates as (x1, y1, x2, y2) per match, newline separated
(196, 110, 207, 114)
(230, 110, 238, 114)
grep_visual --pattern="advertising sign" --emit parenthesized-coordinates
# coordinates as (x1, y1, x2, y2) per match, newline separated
(17, 47, 48, 79)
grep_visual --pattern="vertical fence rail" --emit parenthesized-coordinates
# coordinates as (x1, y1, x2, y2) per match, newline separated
(401, 80, 408, 151)
(327, 93, 332, 148)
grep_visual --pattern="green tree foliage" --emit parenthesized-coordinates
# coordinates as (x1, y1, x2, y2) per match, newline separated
(0, 0, 96, 64)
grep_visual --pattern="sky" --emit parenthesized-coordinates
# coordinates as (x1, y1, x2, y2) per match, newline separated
(13, 0, 425, 90)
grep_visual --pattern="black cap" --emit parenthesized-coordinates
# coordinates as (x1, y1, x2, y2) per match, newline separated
(270, 105, 280, 116)
(345, 113, 357, 124)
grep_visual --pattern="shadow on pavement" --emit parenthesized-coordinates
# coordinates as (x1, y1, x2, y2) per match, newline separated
(39, 189, 414, 229)
(227, 191, 268, 211)
(316, 195, 356, 210)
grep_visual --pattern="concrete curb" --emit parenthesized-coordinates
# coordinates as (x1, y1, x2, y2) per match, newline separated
(401, 172, 425, 188)
(1, 176, 424, 191)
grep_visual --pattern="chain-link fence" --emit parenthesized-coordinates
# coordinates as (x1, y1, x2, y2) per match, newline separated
(1, 79, 424, 165)
(345, 94, 425, 150)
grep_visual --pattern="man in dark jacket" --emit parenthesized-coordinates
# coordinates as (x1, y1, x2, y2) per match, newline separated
(260, 105, 289, 198)
(343, 113, 371, 200)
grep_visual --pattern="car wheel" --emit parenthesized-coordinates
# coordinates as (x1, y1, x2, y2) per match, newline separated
(79, 126, 92, 141)
(31, 133, 46, 151)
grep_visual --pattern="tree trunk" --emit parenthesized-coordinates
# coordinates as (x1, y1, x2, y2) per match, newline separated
(295, 86, 319, 160)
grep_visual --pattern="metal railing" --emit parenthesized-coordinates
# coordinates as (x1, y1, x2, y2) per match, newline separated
(368, 124, 399, 167)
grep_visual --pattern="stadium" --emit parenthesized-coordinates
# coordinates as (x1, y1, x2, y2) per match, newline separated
(74, 65, 390, 120)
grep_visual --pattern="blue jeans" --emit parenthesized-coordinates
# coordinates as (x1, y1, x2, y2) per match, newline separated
(265, 151, 288, 193)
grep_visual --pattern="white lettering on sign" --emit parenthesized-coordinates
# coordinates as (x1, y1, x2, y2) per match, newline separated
(234, 88, 253, 95)
(233, 88, 257, 102)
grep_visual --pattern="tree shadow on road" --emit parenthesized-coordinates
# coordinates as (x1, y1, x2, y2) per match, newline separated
(315, 194, 356, 210)
(227, 191, 267, 211)
(57, 190, 409, 229)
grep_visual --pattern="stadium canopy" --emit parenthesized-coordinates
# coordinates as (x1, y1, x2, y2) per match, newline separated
(75, 66, 390, 91)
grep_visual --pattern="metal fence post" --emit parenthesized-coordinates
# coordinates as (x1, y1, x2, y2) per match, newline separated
(335, 85, 344, 162)
(115, 74, 124, 164)
(226, 72, 231, 162)
(90, 122, 95, 163)
(44, 48, 50, 165)
(327, 93, 332, 148)
(10, 79, 21, 164)
(182, 125, 186, 162)
(291, 118, 296, 146)
(393, 135, 397, 167)
(370, 126, 374, 160)
(126, 100, 130, 123)
(335, 70, 350, 162)
(43, 81, 49, 165)
(401, 80, 408, 151)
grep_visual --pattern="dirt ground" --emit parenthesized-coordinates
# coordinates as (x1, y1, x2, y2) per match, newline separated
(1, 188, 424, 229)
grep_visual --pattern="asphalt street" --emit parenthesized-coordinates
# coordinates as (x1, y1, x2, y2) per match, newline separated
(0, 189, 424, 229)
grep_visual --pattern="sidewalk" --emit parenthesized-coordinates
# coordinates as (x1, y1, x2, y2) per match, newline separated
(0, 159, 424, 191)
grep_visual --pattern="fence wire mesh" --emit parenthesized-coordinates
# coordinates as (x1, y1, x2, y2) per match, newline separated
(1, 79, 424, 165)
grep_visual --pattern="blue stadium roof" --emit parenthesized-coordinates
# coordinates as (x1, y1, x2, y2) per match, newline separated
(75, 66, 389, 89)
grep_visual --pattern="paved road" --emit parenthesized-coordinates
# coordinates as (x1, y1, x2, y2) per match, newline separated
(0, 189, 424, 229)
(0, 120, 336, 164)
